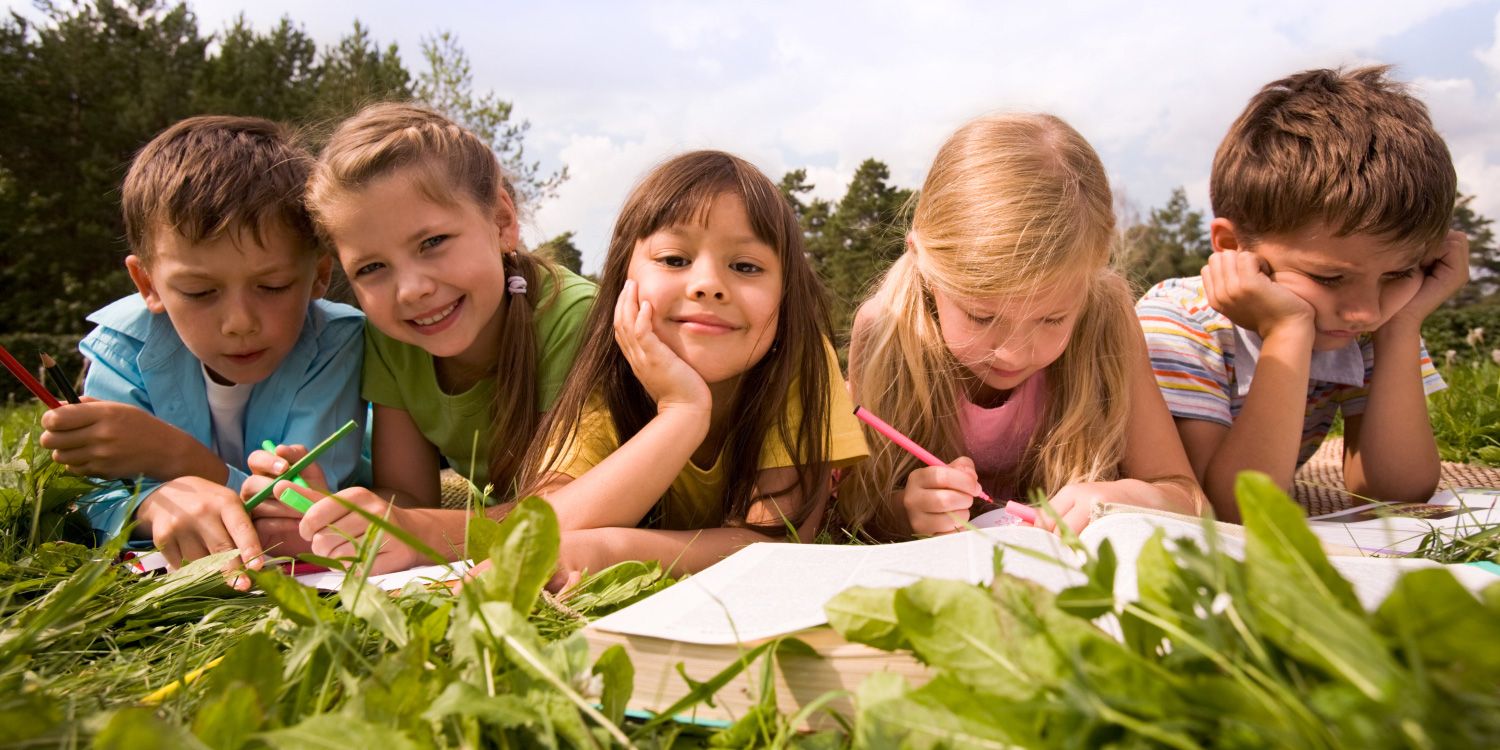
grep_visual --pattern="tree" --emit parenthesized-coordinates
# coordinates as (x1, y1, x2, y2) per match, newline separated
(194, 16, 319, 122)
(1119, 187, 1210, 292)
(778, 168, 832, 274)
(0, 0, 208, 335)
(1451, 193, 1497, 304)
(415, 32, 565, 205)
(808, 160, 913, 337)
(315, 20, 410, 120)
(536, 231, 583, 275)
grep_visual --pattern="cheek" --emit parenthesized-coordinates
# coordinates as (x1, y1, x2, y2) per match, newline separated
(1380, 277, 1422, 315)
(1033, 326, 1074, 367)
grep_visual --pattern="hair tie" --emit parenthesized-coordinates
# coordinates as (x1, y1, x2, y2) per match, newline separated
(506, 275, 528, 295)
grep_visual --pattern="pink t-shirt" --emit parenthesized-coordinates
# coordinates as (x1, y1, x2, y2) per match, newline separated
(958, 370, 1047, 500)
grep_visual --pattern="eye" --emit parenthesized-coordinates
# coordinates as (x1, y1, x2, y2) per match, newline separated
(730, 260, 763, 274)
(1382, 267, 1418, 281)
(181, 289, 215, 300)
(1308, 274, 1342, 287)
(353, 262, 386, 278)
(1042, 315, 1068, 326)
(965, 311, 994, 325)
(420, 235, 448, 251)
(657, 254, 690, 268)
(259, 283, 293, 294)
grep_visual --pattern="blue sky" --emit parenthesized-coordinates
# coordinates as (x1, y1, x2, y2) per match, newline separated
(14, 1, 1499, 271)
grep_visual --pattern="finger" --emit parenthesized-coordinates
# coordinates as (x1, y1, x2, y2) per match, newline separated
(911, 488, 976, 515)
(160, 539, 183, 572)
(1063, 504, 1093, 533)
(176, 536, 210, 567)
(240, 475, 275, 503)
(250, 497, 302, 519)
(221, 506, 264, 570)
(911, 466, 984, 497)
(40, 428, 93, 452)
(245, 448, 288, 477)
(300, 490, 368, 537)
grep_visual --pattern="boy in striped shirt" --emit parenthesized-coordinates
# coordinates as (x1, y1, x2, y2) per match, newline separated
(1136, 67, 1468, 522)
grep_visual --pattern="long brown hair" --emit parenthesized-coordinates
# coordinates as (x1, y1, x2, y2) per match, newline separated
(306, 102, 557, 496)
(521, 151, 835, 532)
(840, 113, 1137, 540)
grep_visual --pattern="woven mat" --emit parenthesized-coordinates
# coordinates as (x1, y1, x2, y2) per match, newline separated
(1293, 437, 1500, 515)
(439, 469, 476, 509)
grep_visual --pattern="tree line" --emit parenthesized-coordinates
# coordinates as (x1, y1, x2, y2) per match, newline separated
(3, 0, 1495, 371)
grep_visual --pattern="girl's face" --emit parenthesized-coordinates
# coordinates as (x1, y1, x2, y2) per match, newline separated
(322, 170, 518, 371)
(627, 192, 784, 385)
(932, 275, 1084, 401)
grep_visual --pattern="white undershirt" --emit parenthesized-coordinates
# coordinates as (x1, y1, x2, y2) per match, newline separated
(202, 364, 254, 467)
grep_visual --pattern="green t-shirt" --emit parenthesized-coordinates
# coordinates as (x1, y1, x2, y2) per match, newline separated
(362, 265, 596, 489)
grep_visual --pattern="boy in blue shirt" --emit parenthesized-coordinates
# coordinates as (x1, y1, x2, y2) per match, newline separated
(39, 116, 366, 577)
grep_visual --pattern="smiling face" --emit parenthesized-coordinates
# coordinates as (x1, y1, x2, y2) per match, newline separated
(321, 169, 518, 372)
(931, 275, 1084, 403)
(127, 221, 330, 385)
(1227, 220, 1427, 351)
(626, 192, 784, 386)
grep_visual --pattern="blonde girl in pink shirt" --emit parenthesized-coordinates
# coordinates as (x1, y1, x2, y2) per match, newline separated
(841, 114, 1203, 539)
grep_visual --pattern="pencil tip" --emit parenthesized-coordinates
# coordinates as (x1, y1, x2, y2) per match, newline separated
(39, 353, 56, 368)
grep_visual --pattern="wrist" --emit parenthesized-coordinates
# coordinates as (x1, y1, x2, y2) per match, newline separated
(1258, 313, 1315, 344)
(1373, 316, 1423, 349)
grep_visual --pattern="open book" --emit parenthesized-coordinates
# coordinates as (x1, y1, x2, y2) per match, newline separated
(583, 508, 1500, 726)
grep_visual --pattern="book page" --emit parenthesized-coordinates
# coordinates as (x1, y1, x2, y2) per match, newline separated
(1307, 492, 1498, 555)
(294, 561, 472, 591)
(589, 528, 1067, 644)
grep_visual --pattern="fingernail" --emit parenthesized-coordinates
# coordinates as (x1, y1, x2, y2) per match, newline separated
(275, 461, 287, 472)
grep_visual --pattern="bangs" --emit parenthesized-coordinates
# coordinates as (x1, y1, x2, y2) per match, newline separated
(622, 153, 795, 261)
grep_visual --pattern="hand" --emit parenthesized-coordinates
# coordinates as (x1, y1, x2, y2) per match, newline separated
(296, 487, 426, 575)
(1201, 250, 1315, 341)
(40, 398, 221, 481)
(1037, 478, 1157, 534)
(901, 457, 983, 536)
(1388, 230, 1470, 330)
(614, 279, 711, 413)
(138, 476, 263, 590)
(547, 529, 612, 593)
(242, 443, 330, 557)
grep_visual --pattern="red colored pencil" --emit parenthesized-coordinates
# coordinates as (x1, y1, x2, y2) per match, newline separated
(0, 343, 62, 409)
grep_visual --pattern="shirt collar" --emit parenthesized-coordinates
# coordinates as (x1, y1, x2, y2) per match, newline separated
(1232, 325, 1364, 398)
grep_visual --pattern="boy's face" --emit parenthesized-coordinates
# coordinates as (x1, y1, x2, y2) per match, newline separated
(126, 222, 332, 385)
(1214, 220, 1427, 351)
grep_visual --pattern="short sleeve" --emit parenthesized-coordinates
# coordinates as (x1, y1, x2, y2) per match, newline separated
(1337, 338, 1446, 417)
(533, 267, 598, 410)
(761, 341, 870, 470)
(1135, 279, 1234, 427)
(543, 396, 620, 480)
(361, 327, 408, 410)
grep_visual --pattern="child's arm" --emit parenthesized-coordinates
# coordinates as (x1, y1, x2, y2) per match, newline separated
(540, 280, 714, 531)
(1342, 232, 1469, 501)
(549, 465, 829, 590)
(1185, 250, 1318, 522)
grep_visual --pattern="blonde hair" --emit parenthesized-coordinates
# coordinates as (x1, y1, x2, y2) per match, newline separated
(839, 113, 1139, 540)
(307, 102, 556, 496)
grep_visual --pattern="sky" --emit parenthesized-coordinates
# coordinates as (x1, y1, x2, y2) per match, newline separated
(14, 1, 1500, 272)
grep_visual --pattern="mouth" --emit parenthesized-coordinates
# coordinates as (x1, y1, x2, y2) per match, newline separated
(408, 297, 464, 332)
(225, 349, 267, 366)
(672, 313, 739, 334)
(989, 365, 1027, 379)
(1319, 329, 1363, 339)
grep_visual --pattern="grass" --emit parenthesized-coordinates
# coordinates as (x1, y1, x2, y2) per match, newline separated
(1428, 361, 1500, 466)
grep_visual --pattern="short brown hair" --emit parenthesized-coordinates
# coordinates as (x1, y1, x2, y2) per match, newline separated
(1211, 66, 1456, 247)
(122, 115, 317, 262)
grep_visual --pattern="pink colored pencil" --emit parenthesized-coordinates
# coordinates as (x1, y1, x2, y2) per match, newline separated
(0, 343, 62, 409)
(853, 405, 1038, 525)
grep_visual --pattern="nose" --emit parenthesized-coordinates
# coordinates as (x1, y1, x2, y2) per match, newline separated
(1338, 286, 1381, 328)
(221, 292, 259, 337)
(395, 268, 437, 307)
(686, 263, 727, 301)
(990, 330, 1032, 368)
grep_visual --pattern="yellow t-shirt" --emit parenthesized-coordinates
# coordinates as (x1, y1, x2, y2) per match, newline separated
(548, 343, 868, 530)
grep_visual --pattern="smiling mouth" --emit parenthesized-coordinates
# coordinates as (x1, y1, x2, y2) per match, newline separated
(673, 316, 739, 333)
(410, 298, 463, 327)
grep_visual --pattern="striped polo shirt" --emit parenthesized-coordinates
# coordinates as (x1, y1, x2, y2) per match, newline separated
(1135, 276, 1444, 468)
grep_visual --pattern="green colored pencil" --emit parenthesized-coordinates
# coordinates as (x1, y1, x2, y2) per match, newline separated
(243, 419, 358, 512)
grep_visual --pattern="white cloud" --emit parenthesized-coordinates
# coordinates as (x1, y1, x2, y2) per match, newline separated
(1477, 9, 1500, 76)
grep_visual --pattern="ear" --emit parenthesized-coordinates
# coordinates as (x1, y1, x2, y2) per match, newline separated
(1209, 217, 1245, 253)
(310, 254, 333, 300)
(125, 255, 166, 314)
(493, 188, 521, 252)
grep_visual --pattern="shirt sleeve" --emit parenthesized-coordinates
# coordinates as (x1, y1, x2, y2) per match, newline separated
(1337, 338, 1446, 417)
(361, 328, 408, 410)
(535, 269, 598, 411)
(279, 312, 369, 491)
(761, 341, 870, 470)
(543, 397, 619, 480)
(76, 326, 161, 543)
(1135, 284, 1234, 427)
